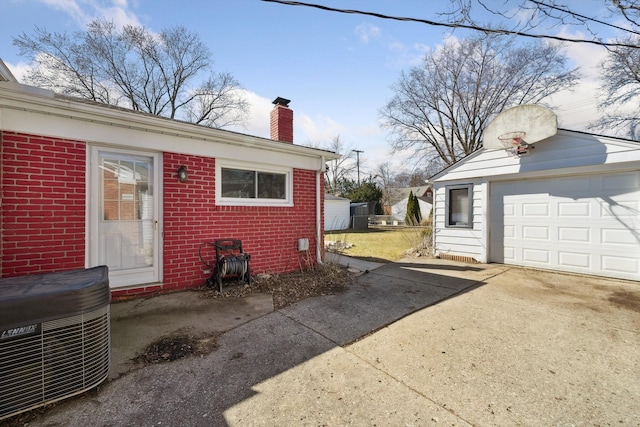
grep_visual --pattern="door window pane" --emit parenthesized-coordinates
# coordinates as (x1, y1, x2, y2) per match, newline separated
(98, 153, 154, 270)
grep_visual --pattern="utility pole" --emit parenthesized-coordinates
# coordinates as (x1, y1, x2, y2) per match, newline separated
(352, 149, 363, 185)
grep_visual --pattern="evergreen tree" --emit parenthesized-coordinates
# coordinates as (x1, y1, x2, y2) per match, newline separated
(405, 191, 422, 225)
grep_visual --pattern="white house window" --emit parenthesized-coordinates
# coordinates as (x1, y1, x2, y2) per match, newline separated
(217, 161, 292, 206)
(446, 184, 473, 227)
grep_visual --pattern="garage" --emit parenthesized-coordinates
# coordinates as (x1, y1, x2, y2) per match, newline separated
(430, 105, 640, 281)
(489, 171, 640, 281)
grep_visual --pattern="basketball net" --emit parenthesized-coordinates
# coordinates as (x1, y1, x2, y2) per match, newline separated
(498, 131, 529, 157)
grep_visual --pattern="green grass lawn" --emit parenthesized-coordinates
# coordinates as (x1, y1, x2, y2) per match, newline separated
(325, 228, 430, 263)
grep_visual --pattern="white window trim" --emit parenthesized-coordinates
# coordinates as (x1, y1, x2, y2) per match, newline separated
(445, 184, 473, 228)
(216, 160, 293, 207)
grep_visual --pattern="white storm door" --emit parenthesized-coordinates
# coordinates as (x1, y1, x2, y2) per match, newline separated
(90, 147, 161, 288)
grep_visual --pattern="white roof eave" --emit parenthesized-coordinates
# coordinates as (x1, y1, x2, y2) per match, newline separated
(0, 81, 340, 162)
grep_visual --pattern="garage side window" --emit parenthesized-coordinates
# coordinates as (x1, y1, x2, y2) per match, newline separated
(446, 185, 473, 228)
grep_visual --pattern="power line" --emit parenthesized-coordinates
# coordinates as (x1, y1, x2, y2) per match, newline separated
(260, 0, 640, 49)
(530, 0, 640, 37)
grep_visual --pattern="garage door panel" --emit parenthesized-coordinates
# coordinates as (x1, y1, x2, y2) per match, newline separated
(522, 248, 550, 264)
(558, 251, 591, 268)
(601, 255, 639, 274)
(601, 201, 640, 220)
(504, 225, 516, 238)
(522, 202, 550, 216)
(504, 203, 515, 216)
(601, 228, 638, 246)
(558, 202, 590, 217)
(490, 171, 640, 281)
(503, 247, 515, 261)
(522, 226, 550, 240)
(558, 227, 591, 243)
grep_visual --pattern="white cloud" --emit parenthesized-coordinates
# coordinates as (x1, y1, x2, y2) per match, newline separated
(39, 0, 141, 28)
(225, 90, 273, 139)
(354, 22, 380, 43)
(552, 29, 608, 82)
(546, 81, 601, 131)
(297, 113, 346, 146)
(4, 60, 30, 83)
(543, 28, 611, 131)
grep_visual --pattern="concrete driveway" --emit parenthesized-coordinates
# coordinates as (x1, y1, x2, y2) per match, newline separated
(14, 258, 640, 426)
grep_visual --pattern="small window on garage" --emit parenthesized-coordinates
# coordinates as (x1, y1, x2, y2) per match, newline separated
(446, 184, 473, 228)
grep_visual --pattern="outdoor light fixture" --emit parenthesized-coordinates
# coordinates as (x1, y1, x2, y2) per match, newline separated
(177, 165, 188, 183)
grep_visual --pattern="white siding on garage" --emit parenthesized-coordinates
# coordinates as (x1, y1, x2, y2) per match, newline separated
(325, 196, 350, 231)
(489, 171, 640, 281)
(433, 179, 486, 261)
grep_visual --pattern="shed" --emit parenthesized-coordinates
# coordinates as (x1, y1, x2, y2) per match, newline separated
(431, 105, 640, 282)
(324, 194, 351, 231)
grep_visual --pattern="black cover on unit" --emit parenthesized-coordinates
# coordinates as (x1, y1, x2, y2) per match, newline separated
(0, 266, 109, 330)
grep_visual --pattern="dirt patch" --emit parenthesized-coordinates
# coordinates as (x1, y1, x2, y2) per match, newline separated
(608, 291, 640, 313)
(134, 333, 221, 365)
(200, 262, 356, 310)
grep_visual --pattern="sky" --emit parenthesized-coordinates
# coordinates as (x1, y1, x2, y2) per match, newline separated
(0, 0, 627, 177)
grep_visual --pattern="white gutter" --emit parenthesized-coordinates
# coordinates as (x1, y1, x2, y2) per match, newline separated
(316, 156, 325, 265)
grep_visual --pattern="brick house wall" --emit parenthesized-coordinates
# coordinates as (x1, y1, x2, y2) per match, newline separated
(1, 131, 324, 298)
(0, 131, 86, 277)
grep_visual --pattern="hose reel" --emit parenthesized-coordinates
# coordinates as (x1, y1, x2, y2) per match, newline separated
(200, 239, 251, 292)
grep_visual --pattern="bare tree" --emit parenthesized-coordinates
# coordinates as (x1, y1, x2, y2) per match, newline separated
(441, 0, 640, 45)
(439, 2, 640, 140)
(380, 33, 579, 166)
(13, 20, 248, 128)
(323, 135, 356, 195)
(372, 162, 395, 211)
(591, 36, 640, 139)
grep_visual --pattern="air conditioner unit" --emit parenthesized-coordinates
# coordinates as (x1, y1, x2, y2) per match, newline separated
(0, 266, 110, 420)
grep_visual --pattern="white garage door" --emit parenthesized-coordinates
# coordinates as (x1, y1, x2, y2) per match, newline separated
(490, 171, 640, 281)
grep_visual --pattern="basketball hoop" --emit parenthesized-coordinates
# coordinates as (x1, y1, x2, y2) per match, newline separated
(498, 131, 530, 157)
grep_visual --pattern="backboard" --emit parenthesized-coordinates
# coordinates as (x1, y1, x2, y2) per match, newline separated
(483, 105, 557, 150)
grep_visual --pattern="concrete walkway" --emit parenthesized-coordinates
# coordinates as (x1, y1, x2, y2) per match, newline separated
(15, 258, 640, 426)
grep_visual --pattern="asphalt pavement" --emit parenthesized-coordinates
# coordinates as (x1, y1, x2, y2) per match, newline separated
(9, 256, 640, 426)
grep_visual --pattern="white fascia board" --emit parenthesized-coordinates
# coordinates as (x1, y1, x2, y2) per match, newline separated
(0, 83, 340, 169)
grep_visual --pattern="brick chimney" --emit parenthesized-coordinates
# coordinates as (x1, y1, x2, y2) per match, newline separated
(270, 97, 293, 143)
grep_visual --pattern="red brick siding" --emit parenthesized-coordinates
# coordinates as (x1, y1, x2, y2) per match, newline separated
(161, 152, 322, 291)
(1, 132, 323, 297)
(0, 131, 86, 277)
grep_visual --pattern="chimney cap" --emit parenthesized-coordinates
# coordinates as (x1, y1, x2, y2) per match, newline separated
(272, 97, 291, 107)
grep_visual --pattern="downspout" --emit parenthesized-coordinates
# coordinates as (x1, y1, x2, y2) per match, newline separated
(316, 156, 325, 265)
